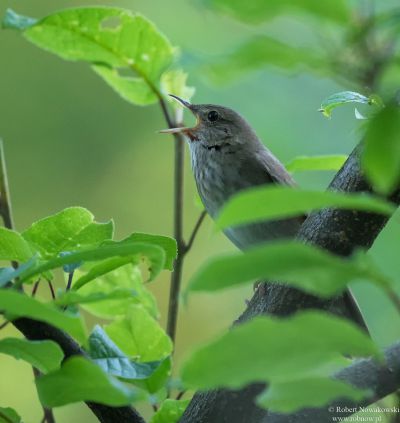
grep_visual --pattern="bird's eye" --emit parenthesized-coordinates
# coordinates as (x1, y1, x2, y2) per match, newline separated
(207, 110, 219, 122)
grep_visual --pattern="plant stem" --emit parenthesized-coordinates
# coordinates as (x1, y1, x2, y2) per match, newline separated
(184, 211, 206, 254)
(0, 139, 14, 231)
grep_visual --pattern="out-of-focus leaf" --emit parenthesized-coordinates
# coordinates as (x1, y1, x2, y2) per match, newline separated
(217, 186, 394, 229)
(4, 8, 174, 105)
(2, 8, 37, 29)
(22, 207, 113, 257)
(186, 241, 388, 296)
(363, 103, 400, 194)
(0, 255, 38, 287)
(207, 36, 328, 84)
(0, 338, 63, 373)
(202, 0, 350, 24)
(257, 378, 366, 413)
(286, 155, 347, 173)
(0, 227, 33, 262)
(36, 356, 140, 407)
(319, 91, 380, 118)
(74, 264, 158, 319)
(150, 399, 190, 423)
(161, 69, 195, 110)
(0, 407, 21, 423)
(105, 305, 172, 362)
(55, 287, 137, 307)
(0, 290, 86, 343)
(181, 311, 380, 390)
(19, 242, 166, 284)
(89, 326, 160, 380)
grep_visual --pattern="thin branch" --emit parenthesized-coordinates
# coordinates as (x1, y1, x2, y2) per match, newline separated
(33, 367, 56, 423)
(65, 272, 74, 292)
(184, 210, 207, 254)
(0, 139, 14, 231)
(47, 280, 56, 300)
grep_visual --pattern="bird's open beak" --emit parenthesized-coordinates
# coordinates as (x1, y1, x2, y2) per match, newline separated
(159, 95, 199, 140)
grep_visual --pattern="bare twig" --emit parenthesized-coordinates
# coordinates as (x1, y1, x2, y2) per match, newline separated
(184, 210, 207, 254)
(0, 139, 14, 231)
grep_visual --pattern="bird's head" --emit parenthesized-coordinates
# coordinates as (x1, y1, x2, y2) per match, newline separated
(160, 95, 256, 147)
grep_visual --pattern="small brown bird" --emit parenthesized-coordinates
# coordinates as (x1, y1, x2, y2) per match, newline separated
(161, 95, 366, 329)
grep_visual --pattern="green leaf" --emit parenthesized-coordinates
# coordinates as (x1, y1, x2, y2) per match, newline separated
(0, 290, 86, 343)
(286, 155, 347, 173)
(181, 311, 380, 390)
(186, 241, 387, 297)
(257, 378, 366, 413)
(134, 357, 171, 394)
(73, 263, 158, 318)
(121, 233, 177, 271)
(203, 0, 350, 24)
(363, 103, 400, 194)
(217, 186, 394, 229)
(0, 227, 33, 262)
(36, 356, 140, 407)
(22, 207, 113, 258)
(5, 8, 174, 105)
(19, 241, 166, 284)
(105, 305, 173, 362)
(0, 338, 63, 373)
(319, 91, 380, 118)
(0, 407, 21, 423)
(161, 69, 195, 109)
(93, 65, 158, 106)
(207, 36, 328, 84)
(0, 256, 38, 287)
(150, 399, 190, 423)
(2, 8, 37, 30)
(89, 326, 160, 380)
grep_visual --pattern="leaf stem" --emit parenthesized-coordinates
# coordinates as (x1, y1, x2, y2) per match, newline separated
(0, 139, 14, 231)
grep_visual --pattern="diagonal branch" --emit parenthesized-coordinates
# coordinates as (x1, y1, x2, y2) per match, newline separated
(179, 142, 400, 423)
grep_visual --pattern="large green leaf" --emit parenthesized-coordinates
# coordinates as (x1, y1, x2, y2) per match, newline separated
(186, 241, 387, 296)
(207, 36, 328, 84)
(18, 241, 166, 284)
(74, 264, 158, 319)
(363, 104, 400, 194)
(89, 326, 160, 380)
(0, 290, 86, 343)
(217, 186, 394, 229)
(319, 91, 379, 118)
(150, 399, 190, 423)
(0, 227, 33, 262)
(202, 0, 350, 24)
(22, 207, 113, 257)
(105, 305, 172, 362)
(134, 357, 171, 394)
(257, 378, 365, 413)
(0, 407, 21, 423)
(0, 338, 63, 373)
(181, 311, 380, 391)
(286, 155, 347, 173)
(36, 356, 140, 407)
(4, 7, 174, 105)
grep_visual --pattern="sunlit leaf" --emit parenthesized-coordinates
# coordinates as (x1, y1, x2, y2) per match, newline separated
(150, 399, 190, 423)
(161, 69, 195, 110)
(319, 91, 380, 118)
(19, 241, 166, 284)
(0, 338, 63, 373)
(105, 305, 172, 362)
(36, 356, 141, 407)
(257, 378, 366, 413)
(0, 407, 21, 423)
(0, 227, 33, 262)
(74, 264, 158, 319)
(22, 207, 113, 258)
(217, 186, 394, 229)
(363, 103, 400, 194)
(0, 290, 86, 343)
(89, 326, 160, 380)
(202, 0, 350, 24)
(181, 311, 380, 391)
(4, 8, 174, 105)
(186, 241, 388, 296)
(286, 155, 347, 173)
(207, 36, 328, 84)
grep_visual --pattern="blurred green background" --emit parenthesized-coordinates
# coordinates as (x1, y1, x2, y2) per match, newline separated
(1, 0, 400, 421)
